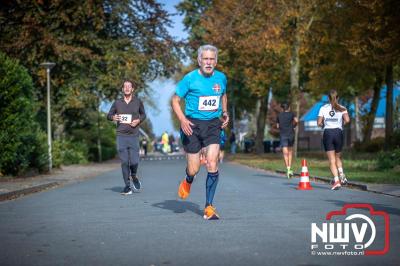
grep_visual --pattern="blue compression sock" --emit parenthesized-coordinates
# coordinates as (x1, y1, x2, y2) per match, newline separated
(205, 171, 219, 206)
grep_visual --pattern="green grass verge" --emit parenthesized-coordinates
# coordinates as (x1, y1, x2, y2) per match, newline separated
(229, 153, 400, 184)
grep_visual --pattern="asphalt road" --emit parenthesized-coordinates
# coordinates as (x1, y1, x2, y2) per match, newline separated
(0, 158, 399, 266)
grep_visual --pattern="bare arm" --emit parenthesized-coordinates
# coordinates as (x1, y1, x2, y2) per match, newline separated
(343, 112, 350, 125)
(171, 95, 194, 136)
(171, 95, 186, 121)
(293, 117, 298, 128)
(276, 115, 279, 129)
(317, 116, 324, 128)
(221, 94, 228, 114)
(221, 94, 229, 128)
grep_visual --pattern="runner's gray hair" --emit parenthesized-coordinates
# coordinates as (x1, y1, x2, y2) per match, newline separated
(198, 44, 218, 62)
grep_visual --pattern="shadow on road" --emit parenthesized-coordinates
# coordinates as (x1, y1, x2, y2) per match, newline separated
(104, 187, 124, 193)
(252, 174, 282, 180)
(152, 200, 203, 216)
(282, 182, 299, 189)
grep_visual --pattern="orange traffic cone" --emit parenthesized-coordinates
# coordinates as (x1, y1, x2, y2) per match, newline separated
(297, 159, 313, 190)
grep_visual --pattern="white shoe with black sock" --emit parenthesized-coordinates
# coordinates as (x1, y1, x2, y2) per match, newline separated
(338, 167, 347, 185)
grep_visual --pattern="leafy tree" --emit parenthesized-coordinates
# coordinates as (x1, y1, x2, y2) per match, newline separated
(304, 0, 400, 145)
(168, 0, 400, 154)
(0, 52, 48, 176)
(265, 0, 320, 156)
(176, 0, 213, 57)
(0, 0, 181, 163)
(199, 0, 291, 153)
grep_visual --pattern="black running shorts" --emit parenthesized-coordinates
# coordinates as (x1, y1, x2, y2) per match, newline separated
(280, 136, 294, 147)
(323, 128, 343, 153)
(181, 118, 222, 153)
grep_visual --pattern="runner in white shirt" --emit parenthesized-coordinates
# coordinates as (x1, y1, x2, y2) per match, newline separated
(317, 90, 350, 190)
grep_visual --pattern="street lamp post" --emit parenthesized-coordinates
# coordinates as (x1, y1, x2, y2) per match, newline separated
(40, 62, 56, 172)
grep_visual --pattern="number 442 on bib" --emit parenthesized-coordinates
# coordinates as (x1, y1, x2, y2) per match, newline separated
(198, 96, 220, 111)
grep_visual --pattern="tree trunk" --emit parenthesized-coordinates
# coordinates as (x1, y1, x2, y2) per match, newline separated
(384, 63, 393, 150)
(363, 77, 382, 142)
(290, 23, 301, 158)
(255, 93, 269, 154)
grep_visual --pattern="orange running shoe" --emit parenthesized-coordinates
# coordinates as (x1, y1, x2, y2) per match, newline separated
(203, 205, 220, 220)
(178, 179, 191, 199)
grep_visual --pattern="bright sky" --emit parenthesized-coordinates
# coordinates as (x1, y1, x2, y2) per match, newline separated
(146, 78, 179, 137)
(145, 0, 189, 137)
(159, 0, 188, 42)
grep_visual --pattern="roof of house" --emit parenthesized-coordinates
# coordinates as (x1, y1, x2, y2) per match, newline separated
(301, 84, 400, 122)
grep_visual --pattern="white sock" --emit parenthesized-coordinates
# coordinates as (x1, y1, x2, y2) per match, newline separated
(334, 176, 339, 182)
(338, 167, 344, 175)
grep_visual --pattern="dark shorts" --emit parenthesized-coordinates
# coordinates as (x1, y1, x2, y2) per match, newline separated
(323, 128, 343, 153)
(280, 136, 294, 147)
(181, 118, 222, 153)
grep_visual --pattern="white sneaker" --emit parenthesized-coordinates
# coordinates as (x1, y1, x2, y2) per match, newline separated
(331, 180, 341, 190)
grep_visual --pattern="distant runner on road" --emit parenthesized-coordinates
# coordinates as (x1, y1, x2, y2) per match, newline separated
(107, 80, 146, 195)
(276, 102, 298, 178)
(317, 89, 350, 190)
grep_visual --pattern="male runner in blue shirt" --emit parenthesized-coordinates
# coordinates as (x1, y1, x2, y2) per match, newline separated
(171, 44, 229, 220)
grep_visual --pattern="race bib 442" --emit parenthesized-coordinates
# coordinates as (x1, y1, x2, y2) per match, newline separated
(198, 96, 220, 111)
